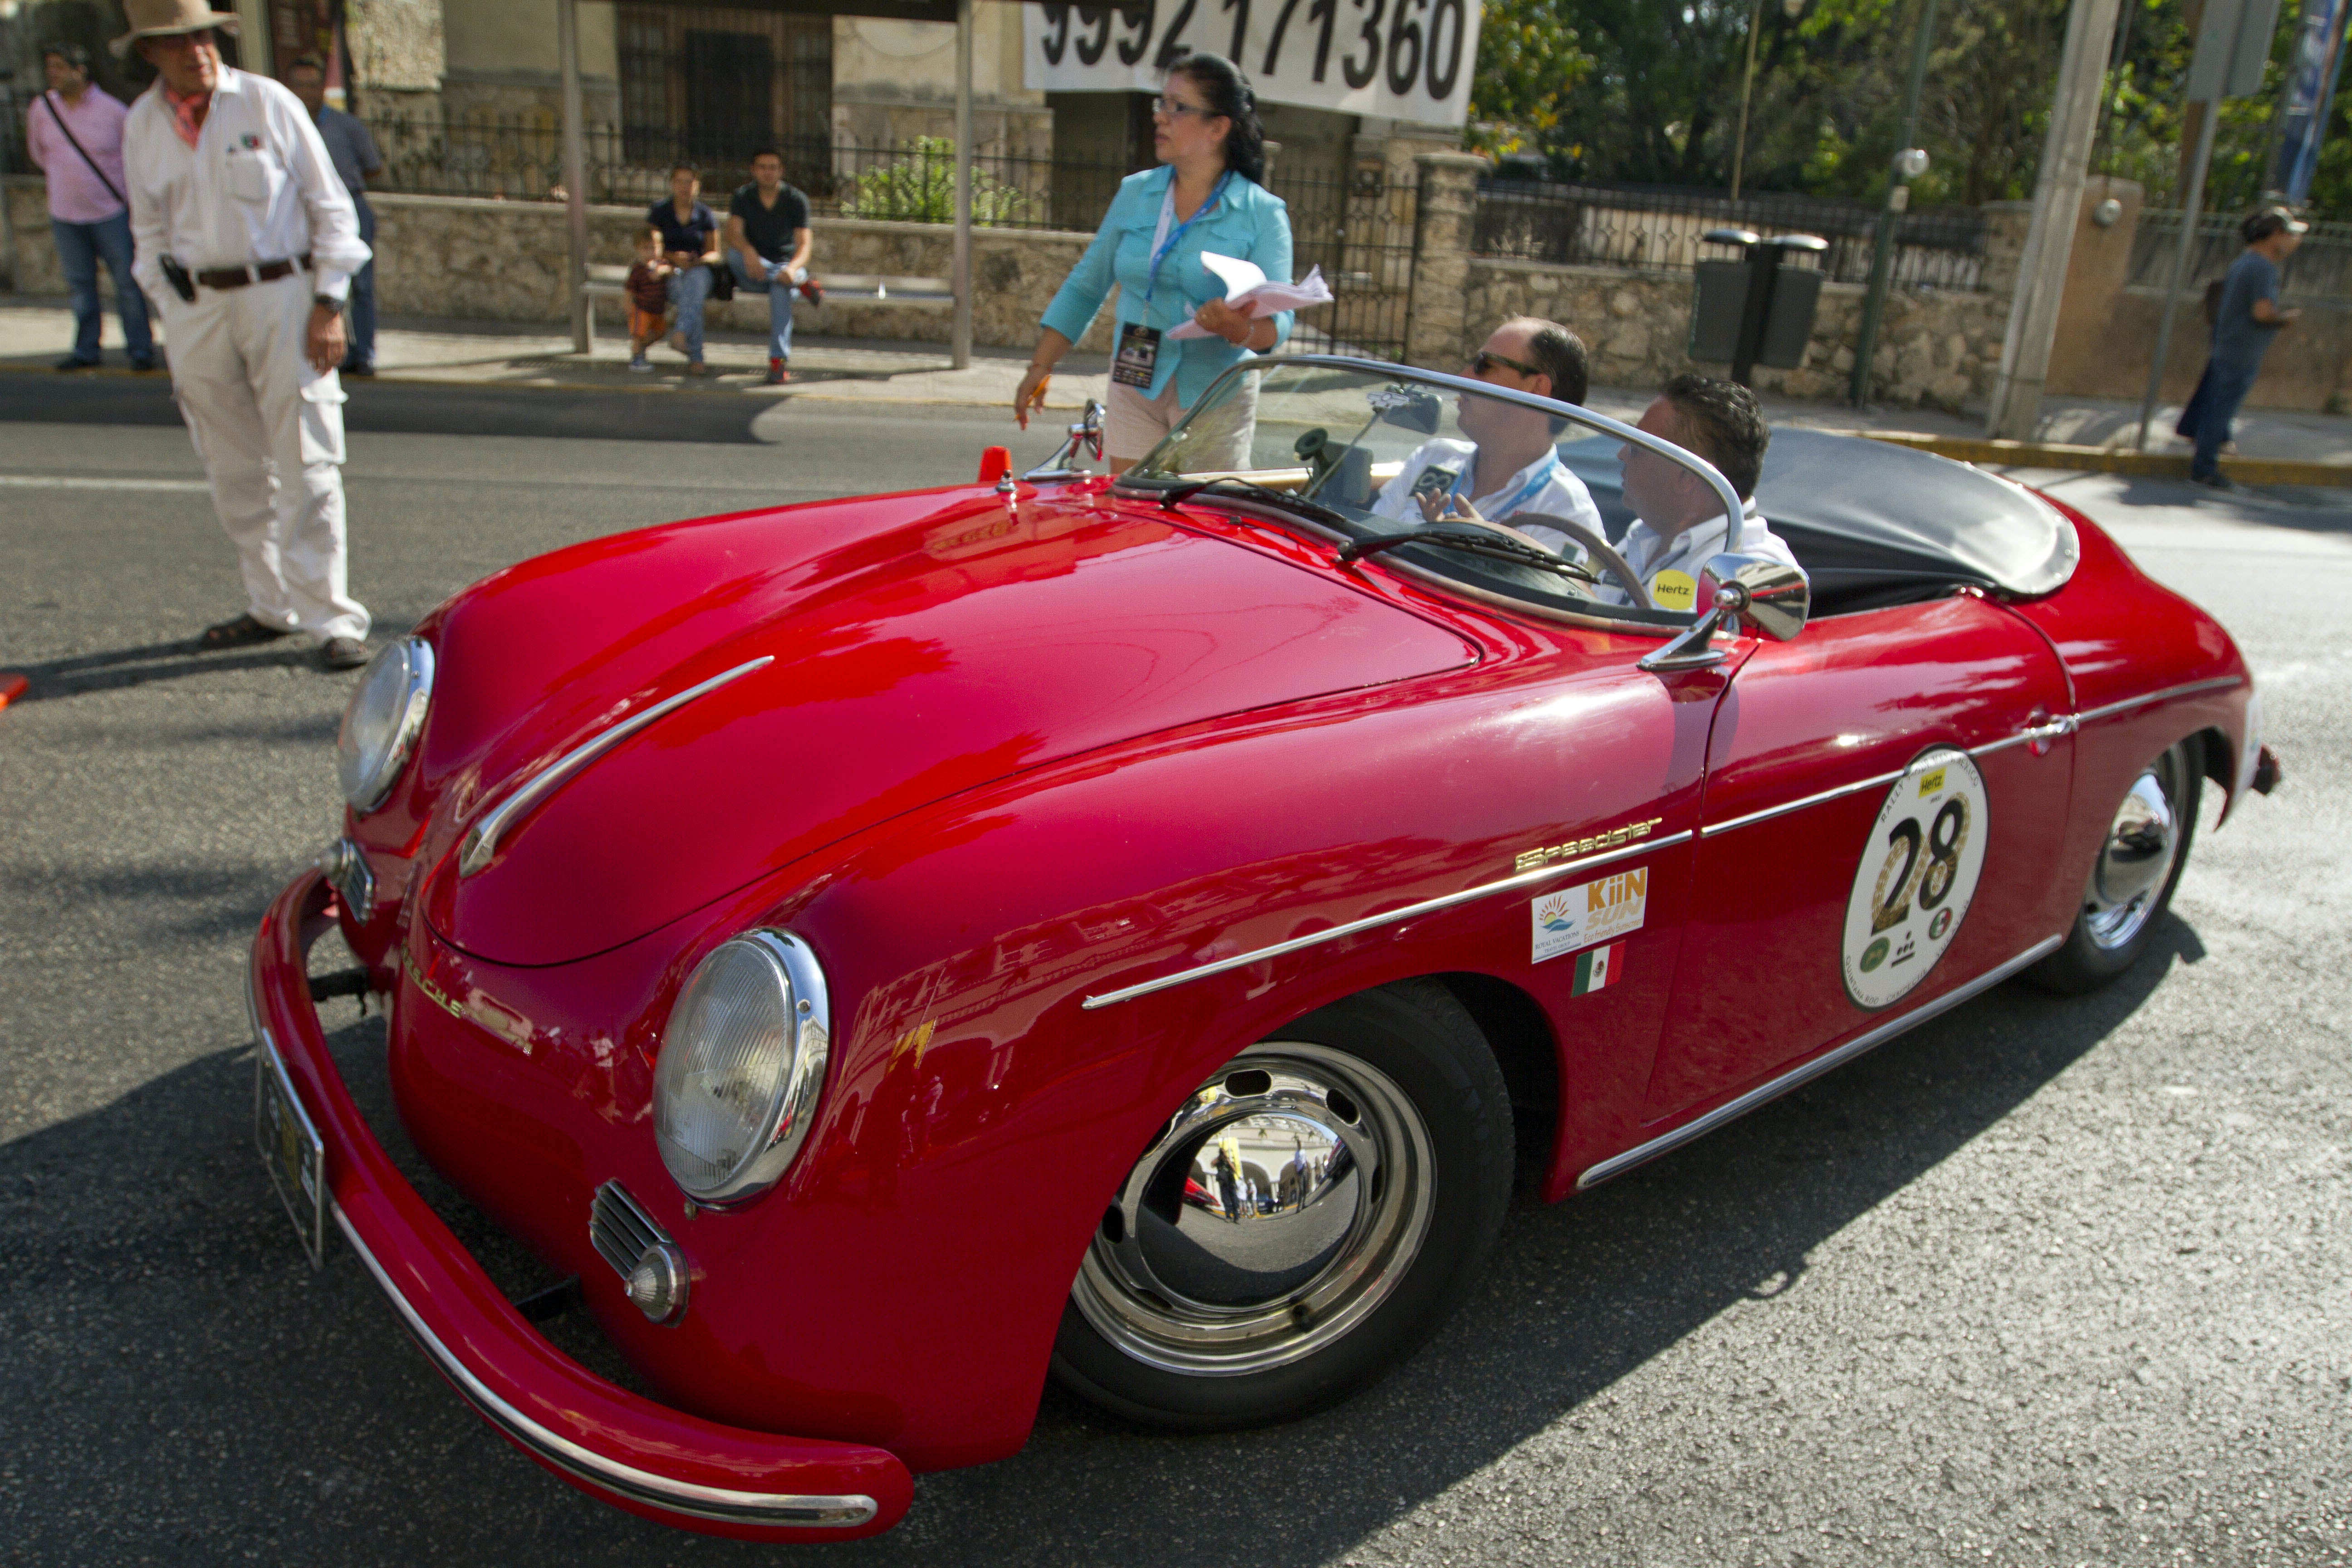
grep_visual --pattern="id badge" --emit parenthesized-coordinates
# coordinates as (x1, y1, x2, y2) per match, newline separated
(1112, 323, 1162, 388)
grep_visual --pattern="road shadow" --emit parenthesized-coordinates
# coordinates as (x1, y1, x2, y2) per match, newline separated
(2100, 472, 2352, 530)
(5, 623, 421, 703)
(0, 916, 2200, 1566)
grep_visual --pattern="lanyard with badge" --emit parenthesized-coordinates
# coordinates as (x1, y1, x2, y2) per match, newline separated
(1112, 172, 1231, 389)
(1443, 451, 1561, 519)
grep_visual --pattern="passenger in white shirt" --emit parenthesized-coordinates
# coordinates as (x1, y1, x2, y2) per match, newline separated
(1372, 318, 1606, 558)
(1599, 373, 1799, 614)
(118, 1, 373, 668)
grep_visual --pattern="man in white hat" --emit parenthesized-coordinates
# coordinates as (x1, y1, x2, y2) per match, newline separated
(117, 0, 374, 670)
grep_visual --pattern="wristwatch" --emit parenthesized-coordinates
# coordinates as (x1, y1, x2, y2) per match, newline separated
(313, 293, 341, 311)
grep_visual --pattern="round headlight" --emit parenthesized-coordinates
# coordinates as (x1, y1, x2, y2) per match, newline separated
(336, 637, 434, 812)
(654, 931, 832, 1206)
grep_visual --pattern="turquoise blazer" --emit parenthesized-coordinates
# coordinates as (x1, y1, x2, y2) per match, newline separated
(1040, 165, 1295, 408)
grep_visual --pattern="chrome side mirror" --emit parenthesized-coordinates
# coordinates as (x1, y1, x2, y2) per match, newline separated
(1637, 552, 1811, 672)
(1022, 399, 1105, 482)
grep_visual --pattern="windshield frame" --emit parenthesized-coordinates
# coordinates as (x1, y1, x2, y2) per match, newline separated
(1110, 355, 1750, 631)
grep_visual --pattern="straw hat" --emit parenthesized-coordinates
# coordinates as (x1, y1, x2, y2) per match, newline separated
(110, 0, 241, 58)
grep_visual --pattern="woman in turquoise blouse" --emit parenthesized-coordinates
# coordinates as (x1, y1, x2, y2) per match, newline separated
(1016, 53, 1294, 471)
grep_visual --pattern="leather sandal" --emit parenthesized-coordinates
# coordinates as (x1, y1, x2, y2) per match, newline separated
(201, 613, 291, 649)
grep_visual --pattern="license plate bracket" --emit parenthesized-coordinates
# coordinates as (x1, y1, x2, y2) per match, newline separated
(254, 1025, 328, 1268)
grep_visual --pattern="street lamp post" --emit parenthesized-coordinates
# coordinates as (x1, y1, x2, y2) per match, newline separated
(1849, 0, 1940, 407)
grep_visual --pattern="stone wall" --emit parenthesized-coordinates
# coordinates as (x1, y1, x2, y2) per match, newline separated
(1460, 257, 2011, 411)
(364, 191, 1115, 352)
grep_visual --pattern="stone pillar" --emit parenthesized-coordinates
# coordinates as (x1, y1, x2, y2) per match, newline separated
(1405, 152, 1490, 371)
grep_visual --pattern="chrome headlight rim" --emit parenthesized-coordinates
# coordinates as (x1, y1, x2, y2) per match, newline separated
(337, 637, 435, 813)
(653, 929, 832, 1209)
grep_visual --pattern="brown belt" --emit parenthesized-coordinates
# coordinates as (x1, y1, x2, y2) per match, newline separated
(194, 255, 310, 290)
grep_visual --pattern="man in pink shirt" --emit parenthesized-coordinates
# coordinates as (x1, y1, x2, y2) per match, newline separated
(25, 43, 156, 371)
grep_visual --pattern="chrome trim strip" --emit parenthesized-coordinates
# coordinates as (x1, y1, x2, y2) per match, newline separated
(1702, 715, 2084, 839)
(1573, 932, 2065, 1191)
(1080, 831, 1693, 1010)
(460, 656, 773, 875)
(332, 1203, 878, 1527)
(2075, 675, 2242, 725)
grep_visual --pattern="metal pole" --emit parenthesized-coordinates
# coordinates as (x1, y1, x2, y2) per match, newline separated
(1849, 0, 1938, 406)
(1984, 0, 2125, 437)
(559, 0, 589, 356)
(1731, 0, 1765, 201)
(2134, 107, 2223, 449)
(951, 0, 975, 371)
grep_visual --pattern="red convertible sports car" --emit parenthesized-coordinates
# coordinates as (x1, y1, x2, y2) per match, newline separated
(250, 356, 2278, 1541)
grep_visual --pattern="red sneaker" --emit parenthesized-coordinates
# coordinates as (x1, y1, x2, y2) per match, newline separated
(766, 359, 790, 385)
(797, 275, 825, 305)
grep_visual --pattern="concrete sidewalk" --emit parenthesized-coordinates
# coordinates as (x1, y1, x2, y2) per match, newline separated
(8, 296, 2350, 475)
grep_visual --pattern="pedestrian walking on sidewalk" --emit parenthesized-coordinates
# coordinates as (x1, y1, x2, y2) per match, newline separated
(648, 164, 721, 375)
(25, 42, 156, 372)
(118, 0, 374, 671)
(284, 53, 384, 377)
(725, 148, 820, 386)
(1018, 52, 1294, 470)
(2184, 206, 2306, 492)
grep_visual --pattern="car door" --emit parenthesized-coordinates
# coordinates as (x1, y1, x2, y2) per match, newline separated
(1642, 593, 2077, 1118)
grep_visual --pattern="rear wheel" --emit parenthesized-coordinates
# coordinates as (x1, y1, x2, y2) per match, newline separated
(2031, 736, 2202, 994)
(1051, 980, 1513, 1430)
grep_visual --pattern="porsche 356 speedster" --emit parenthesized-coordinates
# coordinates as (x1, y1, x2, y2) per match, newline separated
(249, 356, 2277, 1541)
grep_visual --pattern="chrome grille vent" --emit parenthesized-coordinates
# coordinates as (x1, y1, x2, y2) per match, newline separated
(589, 1181, 670, 1280)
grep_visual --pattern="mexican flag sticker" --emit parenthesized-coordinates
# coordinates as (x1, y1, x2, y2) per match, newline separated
(1571, 942, 1625, 995)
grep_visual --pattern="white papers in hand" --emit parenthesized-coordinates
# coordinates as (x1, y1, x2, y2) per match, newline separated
(1166, 253, 1335, 338)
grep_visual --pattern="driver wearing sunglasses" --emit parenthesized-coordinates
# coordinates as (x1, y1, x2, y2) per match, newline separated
(1369, 318, 1606, 558)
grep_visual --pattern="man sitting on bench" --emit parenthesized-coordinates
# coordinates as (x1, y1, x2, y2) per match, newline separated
(727, 148, 821, 386)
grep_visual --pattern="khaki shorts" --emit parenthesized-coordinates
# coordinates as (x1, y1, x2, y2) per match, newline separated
(1106, 374, 1260, 472)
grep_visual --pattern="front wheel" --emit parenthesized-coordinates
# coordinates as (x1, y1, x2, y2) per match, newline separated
(2031, 735, 2202, 994)
(1051, 980, 1513, 1430)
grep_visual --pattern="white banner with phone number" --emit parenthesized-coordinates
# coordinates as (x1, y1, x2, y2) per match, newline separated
(1023, 0, 1481, 129)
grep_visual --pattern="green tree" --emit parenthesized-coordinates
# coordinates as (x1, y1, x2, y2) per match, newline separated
(1466, 0, 1598, 157)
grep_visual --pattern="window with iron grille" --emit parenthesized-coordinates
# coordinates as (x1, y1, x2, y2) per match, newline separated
(617, 5, 833, 179)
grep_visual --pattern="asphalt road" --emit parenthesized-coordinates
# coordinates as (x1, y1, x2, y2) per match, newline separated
(1, 380, 2346, 1567)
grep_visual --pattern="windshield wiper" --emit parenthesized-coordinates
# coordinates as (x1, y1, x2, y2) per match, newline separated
(1338, 524, 1599, 584)
(1159, 476, 1354, 530)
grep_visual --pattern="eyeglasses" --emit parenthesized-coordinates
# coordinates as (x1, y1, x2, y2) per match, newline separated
(1152, 95, 1220, 121)
(1470, 348, 1542, 379)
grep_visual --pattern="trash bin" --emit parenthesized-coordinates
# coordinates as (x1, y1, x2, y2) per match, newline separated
(1689, 228, 1829, 386)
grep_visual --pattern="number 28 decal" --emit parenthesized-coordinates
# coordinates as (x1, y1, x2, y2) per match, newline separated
(1840, 748, 1988, 1009)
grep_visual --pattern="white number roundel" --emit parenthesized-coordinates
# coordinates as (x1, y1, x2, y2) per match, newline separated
(1841, 748, 1989, 1010)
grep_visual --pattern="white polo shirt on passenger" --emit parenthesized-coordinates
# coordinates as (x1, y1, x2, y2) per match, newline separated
(1600, 499, 1801, 613)
(123, 66, 368, 308)
(1370, 439, 1607, 559)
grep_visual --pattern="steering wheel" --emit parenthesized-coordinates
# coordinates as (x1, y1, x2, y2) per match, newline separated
(1507, 512, 1652, 610)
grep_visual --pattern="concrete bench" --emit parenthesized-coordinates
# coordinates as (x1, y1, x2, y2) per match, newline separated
(581, 263, 954, 349)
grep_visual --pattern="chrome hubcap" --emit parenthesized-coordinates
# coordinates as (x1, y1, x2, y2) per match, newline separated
(2084, 748, 2183, 951)
(1071, 1043, 1433, 1375)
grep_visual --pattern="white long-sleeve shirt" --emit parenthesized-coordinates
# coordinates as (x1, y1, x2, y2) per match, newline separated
(1598, 499, 1801, 612)
(122, 67, 369, 307)
(1369, 439, 1607, 559)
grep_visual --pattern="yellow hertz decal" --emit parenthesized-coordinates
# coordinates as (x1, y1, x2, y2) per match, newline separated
(403, 947, 465, 1019)
(1515, 817, 1665, 874)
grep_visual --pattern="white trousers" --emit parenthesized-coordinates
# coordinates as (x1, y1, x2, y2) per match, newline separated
(162, 272, 368, 643)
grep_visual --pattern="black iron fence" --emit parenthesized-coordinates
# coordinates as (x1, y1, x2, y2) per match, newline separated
(2128, 209, 2352, 300)
(1473, 178, 1988, 292)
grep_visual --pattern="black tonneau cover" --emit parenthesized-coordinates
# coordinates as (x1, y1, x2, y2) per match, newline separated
(1559, 426, 2079, 598)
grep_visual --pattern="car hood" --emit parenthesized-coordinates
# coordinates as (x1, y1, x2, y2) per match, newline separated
(420, 486, 1476, 966)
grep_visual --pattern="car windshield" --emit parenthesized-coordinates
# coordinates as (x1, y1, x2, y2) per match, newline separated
(1114, 356, 1735, 629)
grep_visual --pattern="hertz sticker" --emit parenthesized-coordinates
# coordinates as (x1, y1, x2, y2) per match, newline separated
(1650, 570, 1696, 612)
(1918, 767, 1946, 796)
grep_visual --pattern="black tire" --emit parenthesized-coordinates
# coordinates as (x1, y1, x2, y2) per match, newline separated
(1050, 979, 1514, 1431)
(2030, 735, 2203, 995)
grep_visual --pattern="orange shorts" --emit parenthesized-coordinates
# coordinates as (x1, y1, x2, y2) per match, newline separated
(629, 305, 667, 342)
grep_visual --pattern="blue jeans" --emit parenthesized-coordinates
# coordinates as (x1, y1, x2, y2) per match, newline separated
(726, 251, 796, 362)
(52, 209, 153, 364)
(667, 261, 714, 362)
(2190, 358, 2257, 480)
(347, 193, 377, 367)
